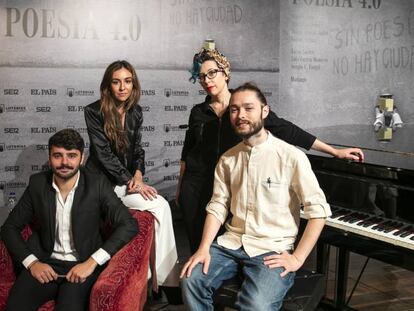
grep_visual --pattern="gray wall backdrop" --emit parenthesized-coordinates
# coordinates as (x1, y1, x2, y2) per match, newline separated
(0, 0, 279, 207)
(1, 0, 413, 209)
(279, 0, 414, 169)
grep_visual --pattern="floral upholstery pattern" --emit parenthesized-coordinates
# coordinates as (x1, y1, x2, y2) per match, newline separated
(0, 210, 154, 311)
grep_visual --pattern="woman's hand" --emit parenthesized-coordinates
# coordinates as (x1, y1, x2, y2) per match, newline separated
(127, 172, 158, 200)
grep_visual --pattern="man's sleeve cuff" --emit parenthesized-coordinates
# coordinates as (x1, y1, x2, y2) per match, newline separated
(91, 248, 111, 266)
(22, 254, 38, 269)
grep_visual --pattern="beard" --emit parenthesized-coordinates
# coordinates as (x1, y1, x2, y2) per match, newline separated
(51, 164, 80, 180)
(233, 118, 264, 140)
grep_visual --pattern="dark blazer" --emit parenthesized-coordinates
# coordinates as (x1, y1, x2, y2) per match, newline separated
(0, 169, 138, 263)
(84, 100, 145, 186)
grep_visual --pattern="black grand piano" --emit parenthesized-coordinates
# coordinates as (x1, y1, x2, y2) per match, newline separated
(304, 147, 414, 310)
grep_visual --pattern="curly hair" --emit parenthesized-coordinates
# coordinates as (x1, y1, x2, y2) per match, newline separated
(48, 129, 85, 154)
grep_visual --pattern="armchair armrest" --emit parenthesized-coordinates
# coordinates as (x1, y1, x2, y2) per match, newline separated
(89, 211, 154, 311)
(0, 240, 16, 311)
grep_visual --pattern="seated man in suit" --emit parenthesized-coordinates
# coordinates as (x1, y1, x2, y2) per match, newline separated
(180, 83, 332, 310)
(1, 128, 138, 311)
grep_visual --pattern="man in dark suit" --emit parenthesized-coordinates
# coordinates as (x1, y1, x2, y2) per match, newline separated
(1, 129, 138, 311)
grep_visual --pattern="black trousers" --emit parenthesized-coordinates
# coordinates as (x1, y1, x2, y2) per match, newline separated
(6, 258, 100, 311)
(179, 174, 214, 253)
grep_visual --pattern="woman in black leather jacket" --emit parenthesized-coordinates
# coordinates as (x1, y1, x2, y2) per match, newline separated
(177, 41, 364, 253)
(84, 60, 179, 290)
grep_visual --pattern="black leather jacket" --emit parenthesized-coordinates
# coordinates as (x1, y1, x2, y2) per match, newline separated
(84, 100, 145, 186)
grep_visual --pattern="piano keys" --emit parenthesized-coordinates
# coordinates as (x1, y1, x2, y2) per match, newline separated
(302, 153, 414, 309)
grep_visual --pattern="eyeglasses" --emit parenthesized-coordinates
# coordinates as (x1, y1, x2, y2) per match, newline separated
(198, 69, 223, 82)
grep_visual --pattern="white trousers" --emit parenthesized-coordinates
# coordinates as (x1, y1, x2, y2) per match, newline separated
(114, 185, 179, 287)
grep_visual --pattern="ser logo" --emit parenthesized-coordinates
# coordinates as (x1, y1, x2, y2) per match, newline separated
(36, 106, 51, 112)
(4, 89, 19, 95)
(5, 166, 19, 172)
(4, 128, 19, 134)
(36, 144, 49, 150)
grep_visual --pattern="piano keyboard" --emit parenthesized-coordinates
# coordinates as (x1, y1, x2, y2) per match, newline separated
(301, 206, 414, 251)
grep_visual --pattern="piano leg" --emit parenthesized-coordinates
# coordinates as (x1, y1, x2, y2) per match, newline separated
(317, 242, 330, 274)
(336, 246, 350, 309)
(317, 241, 356, 310)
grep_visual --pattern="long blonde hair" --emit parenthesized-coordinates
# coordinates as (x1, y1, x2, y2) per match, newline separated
(100, 60, 141, 154)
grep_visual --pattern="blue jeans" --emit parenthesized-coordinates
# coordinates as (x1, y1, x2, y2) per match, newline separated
(181, 243, 295, 311)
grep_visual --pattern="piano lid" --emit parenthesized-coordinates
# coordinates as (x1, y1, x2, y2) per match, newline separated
(307, 153, 414, 232)
(307, 124, 414, 171)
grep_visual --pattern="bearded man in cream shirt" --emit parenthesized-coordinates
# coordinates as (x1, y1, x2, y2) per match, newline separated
(180, 82, 332, 311)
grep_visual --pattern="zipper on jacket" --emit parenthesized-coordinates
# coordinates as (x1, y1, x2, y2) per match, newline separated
(216, 117, 222, 162)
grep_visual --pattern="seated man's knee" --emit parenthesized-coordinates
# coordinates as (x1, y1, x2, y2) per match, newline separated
(181, 263, 212, 297)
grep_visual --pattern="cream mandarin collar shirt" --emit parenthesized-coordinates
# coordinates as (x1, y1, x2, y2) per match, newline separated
(206, 132, 331, 257)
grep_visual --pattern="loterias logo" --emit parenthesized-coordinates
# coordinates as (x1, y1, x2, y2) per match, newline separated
(67, 88, 95, 97)
(163, 124, 186, 133)
(1, 105, 26, 113)
(0, 143, 26, 151)
(163, 159, 180, 168)
(164, 88, 189, 97)
(5, 181, 27, 189)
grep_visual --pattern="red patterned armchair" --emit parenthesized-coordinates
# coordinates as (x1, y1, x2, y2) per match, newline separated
(0, 210, 154, 311)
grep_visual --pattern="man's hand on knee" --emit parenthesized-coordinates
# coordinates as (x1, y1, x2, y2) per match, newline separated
(29, 260, 58, 284)
(263, 251, 303, 277)
(180, 248, 210, 278)
(66, 257, 98, 283)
